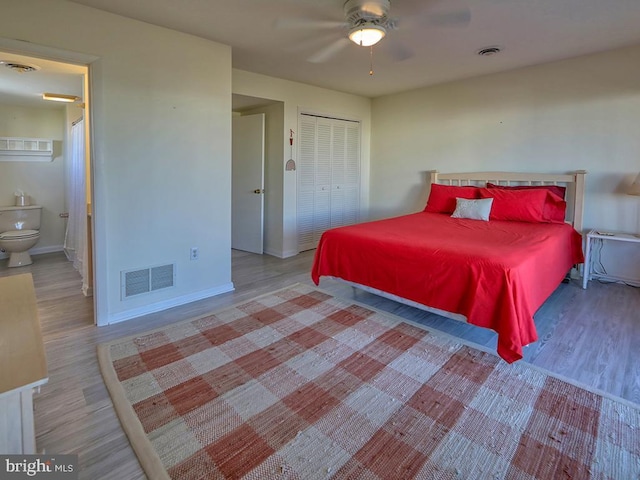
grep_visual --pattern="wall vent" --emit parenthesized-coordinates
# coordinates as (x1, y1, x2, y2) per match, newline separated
(121, 263, 176, 299)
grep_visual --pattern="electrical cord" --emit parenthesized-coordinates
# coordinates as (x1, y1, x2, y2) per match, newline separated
(591, 239, 607, 276)
(592, 238, 640, 288)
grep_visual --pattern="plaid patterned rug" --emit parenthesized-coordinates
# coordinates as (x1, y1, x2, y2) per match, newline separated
(98, 284, 640, 479)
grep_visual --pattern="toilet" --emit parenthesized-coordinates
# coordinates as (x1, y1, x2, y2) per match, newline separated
(0, 205, 42, 267)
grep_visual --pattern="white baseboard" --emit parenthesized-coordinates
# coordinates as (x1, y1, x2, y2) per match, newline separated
(263, 247, 284, 258)
(263, 247, 301, 259)
(590, 273, 640, 287)
(0, 244, 64, 259)
(33, 245, 64, 255)
(106, 282, 235, 325)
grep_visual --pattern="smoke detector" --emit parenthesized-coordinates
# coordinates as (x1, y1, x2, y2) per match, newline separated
(0, 60, 40, 73)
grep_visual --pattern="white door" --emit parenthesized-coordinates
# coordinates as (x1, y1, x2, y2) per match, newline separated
(232, 114, 265, 254)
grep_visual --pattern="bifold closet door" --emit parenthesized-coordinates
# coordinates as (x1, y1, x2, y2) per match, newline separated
(297, 114, 360, 252)
(329, 120, 360, 229)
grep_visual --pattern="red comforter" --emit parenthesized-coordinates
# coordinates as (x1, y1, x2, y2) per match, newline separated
(311, 212, 584, 363)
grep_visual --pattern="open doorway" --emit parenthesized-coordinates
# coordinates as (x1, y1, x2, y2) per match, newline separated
(232, 113, 265, 254)
(0, 48, 94, 323)
(232, 94, 284, 257)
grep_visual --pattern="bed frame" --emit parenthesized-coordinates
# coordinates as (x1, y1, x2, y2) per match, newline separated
(338, 169, 587, 325)
(429, 170, 587, 233)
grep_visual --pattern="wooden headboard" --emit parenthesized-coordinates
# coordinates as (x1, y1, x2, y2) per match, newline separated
(428, 170, 587, 233)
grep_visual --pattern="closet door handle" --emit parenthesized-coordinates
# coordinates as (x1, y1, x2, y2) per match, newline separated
(59, 213, 69, 218)
(253, 189, 264, 194)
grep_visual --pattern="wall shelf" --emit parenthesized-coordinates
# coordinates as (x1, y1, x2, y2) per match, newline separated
(0, 137, 53, 162)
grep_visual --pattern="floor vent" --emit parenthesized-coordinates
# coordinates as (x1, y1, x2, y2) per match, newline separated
(121, 263, 175, 299)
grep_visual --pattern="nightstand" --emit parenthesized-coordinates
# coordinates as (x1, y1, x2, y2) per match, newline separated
(582, 229, 640, 289)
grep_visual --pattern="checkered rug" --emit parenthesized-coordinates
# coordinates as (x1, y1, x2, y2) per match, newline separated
(98, 284, 639, 479)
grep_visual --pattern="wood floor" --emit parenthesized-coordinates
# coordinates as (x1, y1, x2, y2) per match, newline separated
(1, 250, 639, 479)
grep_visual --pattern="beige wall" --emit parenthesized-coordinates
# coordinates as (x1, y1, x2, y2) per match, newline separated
(371, 44, 640, 280)
(233, 69, 372, 257)
(0, 103, 66, 255)
(1, 0, 233, 324)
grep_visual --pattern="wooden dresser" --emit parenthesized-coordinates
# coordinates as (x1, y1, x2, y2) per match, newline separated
(0, 273, 48, 454)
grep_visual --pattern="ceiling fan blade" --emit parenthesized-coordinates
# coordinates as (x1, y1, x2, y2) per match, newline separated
(425, 7, 471, 27)
(385, 41, 414, 62)
(307, 37, 351, 63)
(274, 18, 347, 30)
(284, 32, 344, 54)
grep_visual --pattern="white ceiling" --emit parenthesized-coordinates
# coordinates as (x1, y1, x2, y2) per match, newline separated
(2, 0, 640, 109)
(0, 53, 84, 109)
(63, 0, 640, 98)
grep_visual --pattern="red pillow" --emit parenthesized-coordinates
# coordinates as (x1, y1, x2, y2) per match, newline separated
(485, 183, 567, 223)
(486, 182, 566, 200)
(543, 191, 567, 223)
(425, 184, 481, 214)
(479, 188, 548, 223)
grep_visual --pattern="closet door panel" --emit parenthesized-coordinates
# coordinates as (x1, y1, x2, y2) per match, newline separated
(297, 189, 315, 251)
(342, 121, 361, 225)
(330, 186, 345, 229)
(298, 117, 316, 189)
(330, 119, 360, 228)
(345, 122, 360, 188)
(297, 116, 318, 252)
(338, 185, 359, 227)
(316, 119, 332, 189)
(331, 122, 346, 187)
(297, 114, 361, 252)
(314, 188, 331, 244)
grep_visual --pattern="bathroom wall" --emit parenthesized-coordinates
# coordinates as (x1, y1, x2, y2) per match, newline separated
(0, 102, 66, 257)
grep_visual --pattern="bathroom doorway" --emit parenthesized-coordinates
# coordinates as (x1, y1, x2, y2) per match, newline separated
(0, 43, 96, 324)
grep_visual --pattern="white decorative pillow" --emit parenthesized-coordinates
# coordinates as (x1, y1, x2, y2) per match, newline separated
(451, 197, 493, 221)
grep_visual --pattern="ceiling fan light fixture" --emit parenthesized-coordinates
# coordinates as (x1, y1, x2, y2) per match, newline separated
(348, 23, 386, 47)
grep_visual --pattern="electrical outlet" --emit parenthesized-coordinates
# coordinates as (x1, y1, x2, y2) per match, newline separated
(190, 247, 199, 261)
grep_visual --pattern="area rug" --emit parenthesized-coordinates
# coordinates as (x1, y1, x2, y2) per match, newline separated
(98, 283, 640, 479)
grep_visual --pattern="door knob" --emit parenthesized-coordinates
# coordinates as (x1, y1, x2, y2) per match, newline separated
(253, 189, 264, 194)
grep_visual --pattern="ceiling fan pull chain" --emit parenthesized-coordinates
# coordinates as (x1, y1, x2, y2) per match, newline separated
(369, 46, 374, 76)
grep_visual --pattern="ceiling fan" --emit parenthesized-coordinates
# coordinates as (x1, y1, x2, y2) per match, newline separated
(275, 0, 471, 64)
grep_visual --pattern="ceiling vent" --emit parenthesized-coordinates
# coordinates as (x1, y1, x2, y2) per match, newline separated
(477, 46, 502, 57)
(0, 61, 40, 73)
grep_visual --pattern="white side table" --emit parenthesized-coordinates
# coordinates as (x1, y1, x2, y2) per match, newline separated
(582, 229, 640, 289)
(0, 274, 48, 454)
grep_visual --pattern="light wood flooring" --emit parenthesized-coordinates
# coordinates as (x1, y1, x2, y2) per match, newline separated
(0, 250, 639, 479)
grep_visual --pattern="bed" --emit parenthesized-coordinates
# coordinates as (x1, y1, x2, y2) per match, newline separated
(311, 170, 586, 363)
